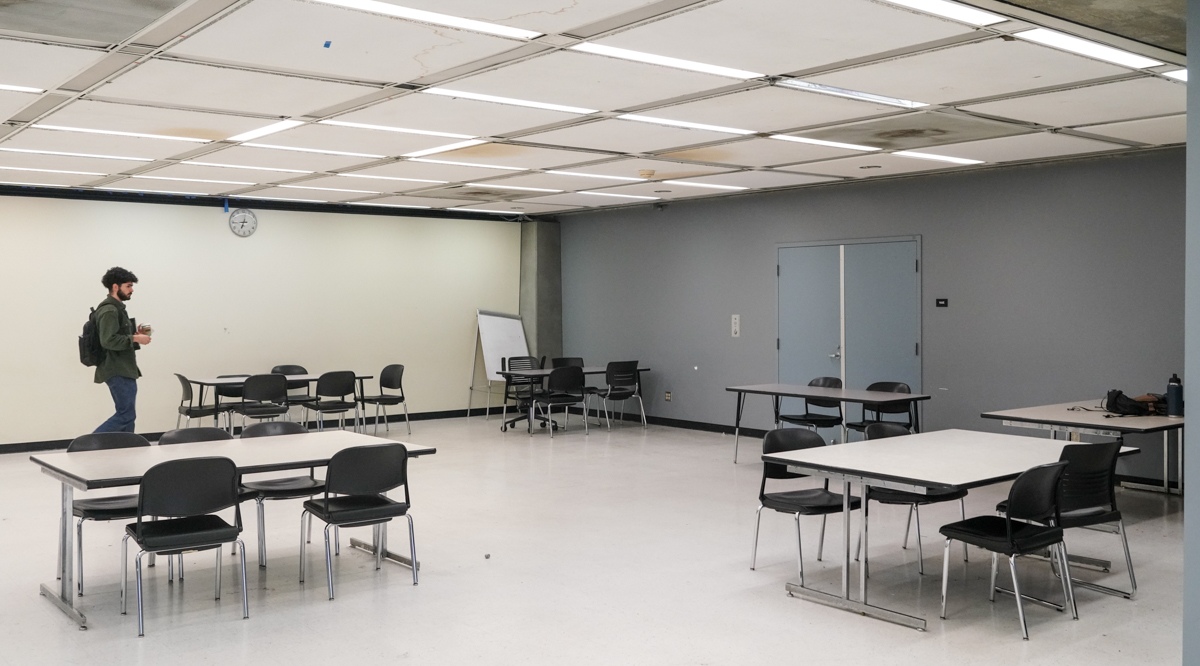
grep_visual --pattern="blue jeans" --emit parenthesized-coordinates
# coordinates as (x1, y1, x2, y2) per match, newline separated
(95, 376, 137, 433)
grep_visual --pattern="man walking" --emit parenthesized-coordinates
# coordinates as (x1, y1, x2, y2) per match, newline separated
(93, 267, 151, 433)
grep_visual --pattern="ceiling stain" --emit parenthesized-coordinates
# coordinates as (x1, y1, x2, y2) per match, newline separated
(799, 112, 1032, 150)
(995, 0, 1185, 54)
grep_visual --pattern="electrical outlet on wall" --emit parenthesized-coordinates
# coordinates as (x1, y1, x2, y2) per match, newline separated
(664, 391, 672, 401)
(731, 314, 740, 337)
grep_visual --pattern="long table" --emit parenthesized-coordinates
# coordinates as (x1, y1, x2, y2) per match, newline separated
(726, 383, 932, 463)
(495, 366, 651, 432)
(982, 400, 1185, 495)
(761, 428, 1132, 631)
(187, 373, 374, 430)
(31, 430, 434, 628)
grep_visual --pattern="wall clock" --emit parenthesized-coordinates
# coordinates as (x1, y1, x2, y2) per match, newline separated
(229, 208, 258, 237)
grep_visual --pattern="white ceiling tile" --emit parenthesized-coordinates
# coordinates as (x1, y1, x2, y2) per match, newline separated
(518, 192, 627, 207)
(231, 186, 348, 202)
(347, 159, 525, 182)
(447, 50, 735, 111)
(661, 137, 862, 167)
(352, 194, 480, 209)
(648, 86, 898, 133)
(593, 0, 971, 75)
(170, 0, 518, 84)
(389, 0, 662, 35)
(196, 144, 375, 171)
(0, 90, 40, 120)
(962, 77, 1187, 127)
(0, 167, 98, 187)
(795, 111, 1031, 150)
(449, 200, 578, 214)
(39, 100, 266, 141)
(808, 38, 1128, 106)
(430, 142, 604, 169)
(782, 152, 962, 178)
(258, 123, 455, 157)
(0, 151, 147, 174)
(465, 171, 642, 192)
(105, 176, 242, 196)
(520, 118, 734, 153)
(584, 181, 720, 200)
(1079, 115, 1186, 145)
(562, 158, 731, 180)
(930, 132, 1127, 163)
(0, 128, 195, 160)
(677, 170, 838, 189)
(287, 174, 427, 194)
(0, 40, 106, 91)
(93, 59, 375, 117)
(337, 92, 579, 138)
(144, 162, 309, 184)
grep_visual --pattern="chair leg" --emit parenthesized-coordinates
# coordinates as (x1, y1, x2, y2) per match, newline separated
(324, 524, 335, 600)
(215, 542, 223, 599)
(307, 513, 313, 544)
(237, 539, 248, 619)
(940, 538, 951, 619)
(178, 554, 184, 580)
(902, 504, 914, 549)
(298, 510, 309, 583)
(257, 498, 267, 568)
(335, 526, 340, 555)
(637, 394, 647, 428)
(76, 517, 85, 596)
(960, 499, 969, 562)
(1118, 519, 1138, 599)
(794, 512, 806, 587)
(407, 514, 418, 585)
(583, 401, 589, 435)
(176, 413, 182, 430)
(57, 513, 63, 582)
(750, 505, 764, 570)
(1058, 542, 1079, 619)
(136, 551, 146, 636)
(817, 514, 827, 561)
(120, 535, 130, 615)
(989, 552, 999, 601)
(374, 403, 381, 435)
(403, 402, 411, 435)
(914, 505, 925, 574)
(1010, 556, 1029, 640)
(603, 399, 611, 430)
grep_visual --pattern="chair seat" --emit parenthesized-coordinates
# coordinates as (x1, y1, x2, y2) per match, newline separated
(939, 515, 1063, 556)
(535, 392, 584, 406)
(125, 515, 240, 552)
(302, 495, 409, 527)
(597, 388, 636, 401)
(235, 402, 289, 417)
(311, 400, 356, 413)
(779, 413, 844, 429)
(994, 500, 1120, 529)
(287, 395, 318, 405)
(870, 486, 967, 505)
(359, 394, 405, 406)
(763, 488, 860, 516)
(846, 419, 910, 432)
(242, 475, 325, 500)
(178, 405, 222, 418)
(73, 494, 139, 520)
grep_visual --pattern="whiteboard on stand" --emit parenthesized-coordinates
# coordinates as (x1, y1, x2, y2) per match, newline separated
(477, 310, 529, 383)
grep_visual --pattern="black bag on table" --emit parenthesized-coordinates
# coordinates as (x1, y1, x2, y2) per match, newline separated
(1103, 389, 1151, 417)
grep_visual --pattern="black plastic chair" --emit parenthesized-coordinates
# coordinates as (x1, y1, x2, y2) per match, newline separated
(174, 373, 224, 429)
(500, 356, 544, 433)
(310, 371, 359, 432)
(939, 461, 1076, 640)
(553, 357, 600, 422)
(60, 432, 151, 597)
(358, 364, 410, 436)
(299, 443, 416, 599)
(596, 361, 646, 430)
(272, 364, 316, 418)
(751, 429, 860, 586)
(862, 422, 967, 574)
(780, 377, 845, 436)
(120, 457, 247, 636)
(158, 427, 233, 445)
(532, 366, 588, 438)
(231, 374, 290, 430)
(995, 441, 1135, 600)
(239, 421, 321, 568)
(846, 381, 914, 435)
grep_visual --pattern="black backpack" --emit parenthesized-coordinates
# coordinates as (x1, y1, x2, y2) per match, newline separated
(79, 307, 106, 367)
(1103, 389, 1151, 417)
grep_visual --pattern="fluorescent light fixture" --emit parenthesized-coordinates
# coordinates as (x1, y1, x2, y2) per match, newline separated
(894, 150, 982, 165)
(280, 184, 380, 194)
(337, 173, 448, 184)
(238, 194, 329, 203)
(0, 83, 44, 93)
(544, 170, 644, 182)
(778, 79, 928, 108)
(0, 165, 103, 176)
(131, 175, 254, 185)
(101, 187, 208, 196)
(466, 182, 560, 193)
(1164, 69, 1188, 82)
(421, 88, 596, 115)
(1015, 28, 1162, 69)
(769, 135, 880, 152)
(243, 142, 385, 158)
(0, 180, 65, 187)
(226, 120, 305, 143)
(310, 0, 541, 39)
(450, 207, 521, 214)
(181, 160, 313, 174)
(570, 43, 764, 79)
(879, 0, 1005, 26)
(661, 180, 747, 191)
(579, 191, 659, 200)
(318, 119, 474, 139)
(408, 158, 525, 171)
(617, 114, 755, 135)
(0, 147, 152, 161)
(32, 124, 210, 143)
(348, 201, 432, 209)
(402, 139, 488, 158)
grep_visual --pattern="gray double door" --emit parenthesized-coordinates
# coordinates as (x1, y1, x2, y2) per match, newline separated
(778, 239, 921, 441)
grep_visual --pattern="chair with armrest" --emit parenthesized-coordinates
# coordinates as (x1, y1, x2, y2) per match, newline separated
(500, 356, 544, 433)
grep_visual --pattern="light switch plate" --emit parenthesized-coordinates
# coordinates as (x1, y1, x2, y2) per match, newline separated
(731, 314, 740, 337)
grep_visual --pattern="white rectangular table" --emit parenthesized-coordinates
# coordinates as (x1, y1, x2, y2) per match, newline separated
(31, 430, 434, 628)
(761, 428, 1132, 631)
(982, 400, 1185, 495)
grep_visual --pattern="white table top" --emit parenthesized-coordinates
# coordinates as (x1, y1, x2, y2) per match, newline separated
(982, 400, 1184, 434)
(188, 374, 372, 386)
(726, 383, 931, 404)
(761, 428, 1136, 493)
(31, 431, 434, 491)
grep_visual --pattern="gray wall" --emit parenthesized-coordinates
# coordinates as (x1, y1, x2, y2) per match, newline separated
(1181, 0, 1197, 661)
(561, 148, 1184, 480)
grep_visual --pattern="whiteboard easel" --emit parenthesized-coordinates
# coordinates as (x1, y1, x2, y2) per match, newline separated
(467, 310, 530, 418)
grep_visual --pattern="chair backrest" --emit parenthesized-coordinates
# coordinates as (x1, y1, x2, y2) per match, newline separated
(67, 432, 151, 452)
(175, 373, 194, 404)
(380, 364, 405, 391)
(547, 366, 584, 394)
(864, 381, 912, 416)
(325, 443, 409, 498)
(216, 374, 250, 399)
(315, 371, 356, 399)
(272, 365, 310, 391)
(1058, 442, 1121, 513)
(552, 357, 585, 368)
(1005, 461, 1068, 526)
(158, 427, 233, 445)
(761, 428, 826, 482)
(241, 421, 308, 438)
(242, 373, 287, 403)
(864, 422, 911, 440)
(605, 361, 639, 388)
(138, 457, 240, 520)
(805, 376, 842, 410)
(505, 356, 540, 386)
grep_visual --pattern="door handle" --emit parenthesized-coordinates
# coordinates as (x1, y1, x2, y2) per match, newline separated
(829, 346, 841, 359)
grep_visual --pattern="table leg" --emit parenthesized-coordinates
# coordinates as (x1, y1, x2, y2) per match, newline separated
(1179, 429, 1184, 495)
(842, 480, 850, 599)
(860, 482, 868, 603)
(39, 482, 86, 627)
(733, 392, 746, 464)
(773, 396, 781, 429)
(1165, 431, 1170, 495)
(348, 529, 419, 571)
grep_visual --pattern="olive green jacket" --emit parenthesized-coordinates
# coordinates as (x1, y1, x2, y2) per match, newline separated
(93, 295, 141, 383)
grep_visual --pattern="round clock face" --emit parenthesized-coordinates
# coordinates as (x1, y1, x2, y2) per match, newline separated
(229, 208, 258, 237)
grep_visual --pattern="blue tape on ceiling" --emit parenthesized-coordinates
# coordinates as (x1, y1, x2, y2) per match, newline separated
(224, 198, 229, 213)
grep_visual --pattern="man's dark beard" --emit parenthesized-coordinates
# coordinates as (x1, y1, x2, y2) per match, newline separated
(117, 290, 131, 301)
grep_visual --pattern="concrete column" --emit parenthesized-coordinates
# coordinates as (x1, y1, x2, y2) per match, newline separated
(1185, 0, 1199, 661)
(520, 219, 562, 363)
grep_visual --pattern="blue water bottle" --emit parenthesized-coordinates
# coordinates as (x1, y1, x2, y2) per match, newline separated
(1167, 374, 1183, 417)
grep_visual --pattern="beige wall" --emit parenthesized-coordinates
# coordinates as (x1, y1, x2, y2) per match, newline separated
(0, 194, 521, 445)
